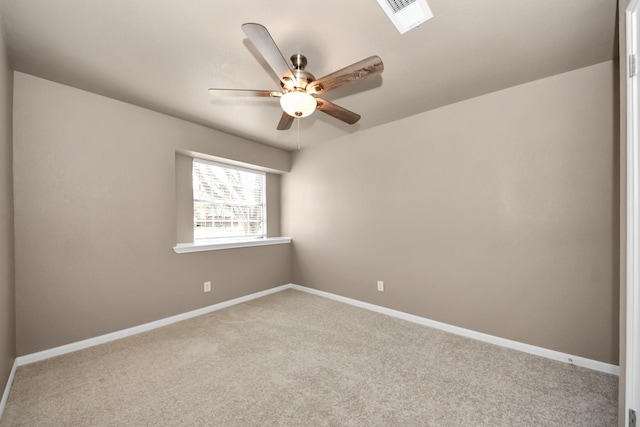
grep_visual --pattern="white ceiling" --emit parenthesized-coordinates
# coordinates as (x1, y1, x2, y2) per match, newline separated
(0, 0, 618, 151)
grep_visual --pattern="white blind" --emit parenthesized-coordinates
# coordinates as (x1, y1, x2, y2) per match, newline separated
(192, 159, 266, 240)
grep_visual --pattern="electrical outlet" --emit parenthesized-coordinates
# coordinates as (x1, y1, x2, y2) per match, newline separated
(204, 281, 211, 293)
(377, 280, 384, 292)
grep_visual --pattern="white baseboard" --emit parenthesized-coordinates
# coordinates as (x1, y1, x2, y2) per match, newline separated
(1, 282, 619, 419)
(290, 284, 620, 376)
(12, 282, 620, 378)
(0, 359, 18, 421)
(15, 284, 291, 367)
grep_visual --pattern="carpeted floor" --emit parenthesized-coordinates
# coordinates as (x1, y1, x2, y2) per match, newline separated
(0, 289, 618, 426)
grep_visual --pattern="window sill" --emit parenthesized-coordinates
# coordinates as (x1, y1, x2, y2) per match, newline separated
(173, 237, 291, 254)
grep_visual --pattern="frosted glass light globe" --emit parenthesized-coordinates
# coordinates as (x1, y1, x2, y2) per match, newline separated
(280, 91, 317, 117)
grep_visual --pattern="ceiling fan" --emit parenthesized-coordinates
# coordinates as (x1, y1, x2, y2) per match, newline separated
(208, 23, 384, 130)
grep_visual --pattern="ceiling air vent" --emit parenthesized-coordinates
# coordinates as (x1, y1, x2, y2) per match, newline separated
(376, 0, 433, 34)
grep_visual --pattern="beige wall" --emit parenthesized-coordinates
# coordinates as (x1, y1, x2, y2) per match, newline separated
(283, 61, 619, 364)
(0, 11, 16, 395)
(12, 72, 292, 355)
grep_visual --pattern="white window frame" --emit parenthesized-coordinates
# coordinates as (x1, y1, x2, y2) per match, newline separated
(172, 155, 291, 254)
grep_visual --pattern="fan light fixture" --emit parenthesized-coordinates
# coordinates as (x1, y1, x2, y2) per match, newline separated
(208, 24, 384, 130)
(280, 91, 317, 117)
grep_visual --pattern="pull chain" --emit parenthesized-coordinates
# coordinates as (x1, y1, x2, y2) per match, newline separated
(297, 118, 301, 150)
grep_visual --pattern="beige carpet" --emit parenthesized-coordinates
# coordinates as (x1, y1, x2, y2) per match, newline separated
(0, 289, 618, 426)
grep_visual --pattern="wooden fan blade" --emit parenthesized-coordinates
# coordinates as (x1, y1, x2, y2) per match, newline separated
(306, 56, 383, 95)
(242, 23, 295, 89)
(277, 112, 295, 130)
(208, 89, 281, 97)
(315, 98, 361, 124)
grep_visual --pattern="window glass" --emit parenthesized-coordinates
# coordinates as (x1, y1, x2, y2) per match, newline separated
(193, 159, 265, 240)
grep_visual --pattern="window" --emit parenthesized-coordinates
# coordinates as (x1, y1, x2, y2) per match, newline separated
(192, 159, 265, 241)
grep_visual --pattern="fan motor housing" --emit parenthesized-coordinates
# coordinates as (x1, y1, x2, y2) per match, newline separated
(285, 54, 315, 92)
(293, 69, 315, 90)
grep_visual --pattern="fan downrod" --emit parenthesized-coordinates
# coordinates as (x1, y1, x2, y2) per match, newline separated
(291, 54, 307, 70)
(289, 54, 315, 91)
